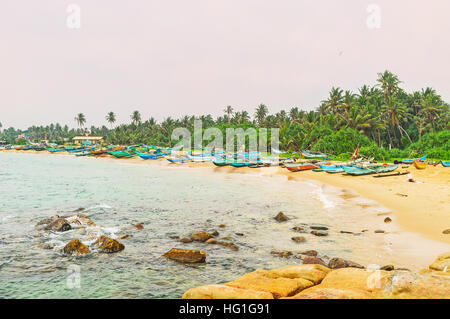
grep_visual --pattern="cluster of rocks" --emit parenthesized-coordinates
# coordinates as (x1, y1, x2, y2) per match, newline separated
(34, 209, 127, 256)
(182, 253, 450, 299)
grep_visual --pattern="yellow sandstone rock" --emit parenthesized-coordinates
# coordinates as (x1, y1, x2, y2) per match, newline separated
(225, 269, 314, 298)
(265, 264, 331, 285)
(429, 252, 450, 272)
(182, 284, 274, 299)
(311, 268, 392, 296)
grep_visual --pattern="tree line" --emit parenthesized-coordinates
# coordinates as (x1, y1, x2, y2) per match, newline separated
(1, 71, 449, 159)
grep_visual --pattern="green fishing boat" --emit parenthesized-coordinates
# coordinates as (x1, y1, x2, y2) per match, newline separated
(343, 164, 398, 176)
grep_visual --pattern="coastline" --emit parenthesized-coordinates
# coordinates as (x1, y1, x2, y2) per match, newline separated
(2, 149, 450, 270)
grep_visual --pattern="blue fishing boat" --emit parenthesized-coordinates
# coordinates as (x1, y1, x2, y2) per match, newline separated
(403, 154, 427, 164)
(441, 161, 450, 167)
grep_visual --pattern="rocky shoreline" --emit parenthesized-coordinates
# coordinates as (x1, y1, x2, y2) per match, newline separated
(183, 254, 450, 299)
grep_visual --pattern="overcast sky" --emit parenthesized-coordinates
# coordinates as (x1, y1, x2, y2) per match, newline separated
(1, 0, 450, 129)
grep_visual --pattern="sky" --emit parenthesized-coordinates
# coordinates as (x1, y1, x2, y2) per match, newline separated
(1, 0, 450, 129)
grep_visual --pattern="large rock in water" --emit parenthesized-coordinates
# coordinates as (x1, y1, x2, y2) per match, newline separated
(95, 235, 124, 253)
(274, 212, 289, 222)
(67, 213, 95, 226)
(35, 215, 60, 227)
(182, 285, 274, 299)
(191, 232, 214, 242)
(63, 239, 90, 255)
(45, 218, 72, 232)
(163, 248, 206, 263)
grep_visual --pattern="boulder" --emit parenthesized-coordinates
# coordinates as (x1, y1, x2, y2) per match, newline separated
(292, 226, 306, 232)
(134, 223, 144, 230)
(35, 215, 59, 227)
(311, 230, 328, 237)
(380, 265, 395, 271)
(274, 212, 289, 222)
(328, 258, 364, 269)
(211, 230, 219, 237)
(218, 224, 226, 228)
(45, 218, 71, 232)
(318, 268, 390, 295)
(182, 285, 273, 299)
(266, 264, 331, 285)
(118, 234, 131, 240)
(303, 256, 327, 267)
(67, 213, 95, 226)
(192, 232, 214, 242)
(292, 236, 306, 243)
(443, 229, 450, 235)
(180, 237, 193, 243)
(429, 252, 450, 272)
(217, 241, 239, 251)
(206, 238, 218, 244)
(271, 250, 293, 258)
(310, 226, 328, 231)
(169, 235, 180, 239)
(384, 217, 392, 223)
(300, 250, 318, 257)
(63, 239, 90, 255)
(225, 269, 314, 298)
(95, 235, 125, 253)
(163, 248, 206, 263)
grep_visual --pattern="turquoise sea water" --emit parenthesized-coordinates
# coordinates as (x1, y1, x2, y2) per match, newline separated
(0, 152, 380, 298)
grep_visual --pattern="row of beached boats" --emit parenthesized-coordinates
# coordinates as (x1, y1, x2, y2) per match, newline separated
(2, 144, 448, 174)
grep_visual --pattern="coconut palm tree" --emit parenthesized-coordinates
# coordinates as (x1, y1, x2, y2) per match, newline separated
(106, 112, 116, 129)
(223, 105, 234, 122)
(376, 70, 401, 103)
(131, 110, 141, 125)
(254, 104, 268, 126)
(74, 113, 86, 131)
(322, 87, 344, 114)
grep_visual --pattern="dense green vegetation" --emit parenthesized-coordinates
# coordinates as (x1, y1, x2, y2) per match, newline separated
(1, 71, 449, 159)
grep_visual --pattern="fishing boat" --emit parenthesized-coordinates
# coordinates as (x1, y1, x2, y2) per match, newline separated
(324, 168, 345, 173)
(167, 157, 192, 163)
(413, 160, 428, 169)
(301, 150, 328, 159)
(343, 164, 398, 176)
(403, 154, 427, 164)
(441, 161, 450, 167)
(286, 163, 319, 172)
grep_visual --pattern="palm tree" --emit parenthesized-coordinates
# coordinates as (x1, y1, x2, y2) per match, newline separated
(418, 94, 443, 130)
(254, 104, 268, 126)
(376, 70, 401, 103)
(131, 110, 141, 125)
(74, 113, 86, 131)
(106, 112, 116, 128)
(322, 87, 344, 114)
(224, 106, 234, 123)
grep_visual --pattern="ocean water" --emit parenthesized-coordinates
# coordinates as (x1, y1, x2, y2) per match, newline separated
(0, 152, 429, 298)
